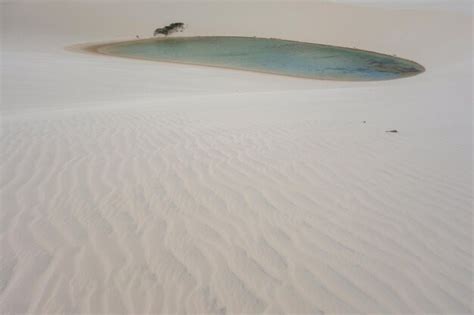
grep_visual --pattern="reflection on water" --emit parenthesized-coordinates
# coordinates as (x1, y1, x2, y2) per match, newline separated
(98, 36, 425, 81)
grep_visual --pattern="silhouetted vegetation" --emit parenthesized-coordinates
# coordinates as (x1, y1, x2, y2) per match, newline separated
(154, 23, 185, 37)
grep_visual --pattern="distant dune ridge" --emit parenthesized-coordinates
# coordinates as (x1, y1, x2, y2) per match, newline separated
(328, 0, 473, 11)
(1, 0, 472, 314)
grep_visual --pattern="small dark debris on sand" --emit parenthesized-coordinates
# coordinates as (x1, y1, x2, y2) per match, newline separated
(385, 129, 398, 133)
(362, 121, 366, 124)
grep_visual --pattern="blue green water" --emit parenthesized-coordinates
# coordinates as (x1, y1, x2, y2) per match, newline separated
(98, 36, 424, 81)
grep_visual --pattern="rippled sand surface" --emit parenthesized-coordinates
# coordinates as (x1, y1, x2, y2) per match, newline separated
(1, 1, 472, 314)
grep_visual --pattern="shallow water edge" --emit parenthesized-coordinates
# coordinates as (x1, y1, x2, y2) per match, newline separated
(72, 36, 425, 82)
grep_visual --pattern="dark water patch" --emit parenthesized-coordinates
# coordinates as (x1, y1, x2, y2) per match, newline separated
(97, 36, 425, 81)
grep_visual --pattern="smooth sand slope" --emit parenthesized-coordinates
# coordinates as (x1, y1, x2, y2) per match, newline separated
(1, 1, 473, 314)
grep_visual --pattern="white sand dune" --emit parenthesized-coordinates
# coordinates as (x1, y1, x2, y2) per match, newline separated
(1, 1, 472, 314)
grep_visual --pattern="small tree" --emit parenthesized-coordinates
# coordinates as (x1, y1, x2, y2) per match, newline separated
(154, 22, 185, 37)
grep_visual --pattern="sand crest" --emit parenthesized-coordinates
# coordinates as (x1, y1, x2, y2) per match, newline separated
(1, 1, 472, 313)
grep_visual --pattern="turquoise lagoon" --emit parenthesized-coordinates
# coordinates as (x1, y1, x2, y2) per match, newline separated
(97, 36, 424, 81)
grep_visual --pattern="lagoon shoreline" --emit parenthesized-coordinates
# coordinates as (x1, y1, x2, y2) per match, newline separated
(69, 36, 426, 82)
(2, 1, 472, 313)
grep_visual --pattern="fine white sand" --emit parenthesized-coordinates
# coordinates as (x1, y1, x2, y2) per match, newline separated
(1, 1, 472, 314)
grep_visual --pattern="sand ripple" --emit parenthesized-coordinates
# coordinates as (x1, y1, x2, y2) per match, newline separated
(1, 104, 471, 313)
